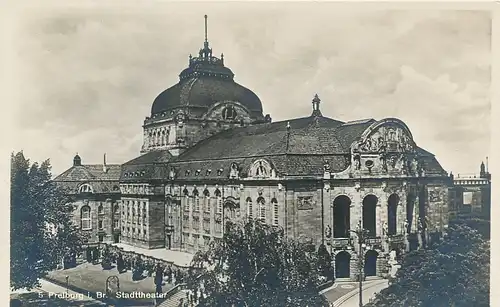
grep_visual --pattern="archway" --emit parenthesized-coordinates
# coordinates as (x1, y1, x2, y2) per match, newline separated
(362, 195, 378, 237)
(335, 251, 351, 278)
(364, 250, 379, 277)
(387, 194, 399, 235)
(333, 196, 351, 238)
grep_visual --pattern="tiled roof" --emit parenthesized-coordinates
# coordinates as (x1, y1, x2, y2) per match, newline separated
(54, 164, 121, 182)
(54, 164, 121, 194)
(121, 150, 173, 182)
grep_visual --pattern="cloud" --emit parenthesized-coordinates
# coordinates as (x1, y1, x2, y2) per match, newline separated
(8, 5, 491, 176)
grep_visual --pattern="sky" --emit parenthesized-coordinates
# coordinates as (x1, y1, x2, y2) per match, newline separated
(5, 2, 492, 177)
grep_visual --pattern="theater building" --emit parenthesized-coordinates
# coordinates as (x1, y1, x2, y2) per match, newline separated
(55, 16, 452, 280)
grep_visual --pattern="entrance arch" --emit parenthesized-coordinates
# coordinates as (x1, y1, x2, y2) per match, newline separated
(364, 250, 379, 277)
(387, 194, 399, 235)
(335, 251, 351, 278)
(362, 195, 378, 237)
(333, 195, 351, 238)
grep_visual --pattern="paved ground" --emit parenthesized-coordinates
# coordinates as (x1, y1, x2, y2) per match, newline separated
(321, 282, 361, 303)
(46, 262, 174, 305)
(333, 280, 389, 307)
(112, 243, 194, 267)
(10, 279, 105, 306)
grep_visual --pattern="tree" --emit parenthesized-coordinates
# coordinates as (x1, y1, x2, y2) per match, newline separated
(10, 151, 87, 290)
(317, 244, 333, 280)
(186, 219, 329, 307)
(367, 223, 489, 307)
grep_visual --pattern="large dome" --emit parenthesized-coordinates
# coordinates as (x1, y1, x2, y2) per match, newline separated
(151, 32, 263, 116)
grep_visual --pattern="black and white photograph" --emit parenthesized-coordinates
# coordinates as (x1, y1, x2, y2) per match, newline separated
(6, 2, 494, 306)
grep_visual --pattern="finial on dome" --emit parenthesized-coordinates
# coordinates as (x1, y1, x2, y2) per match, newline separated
(221, 53, 224, 65)
(204, 15, 208, 43)
(311, 94, 322, 117)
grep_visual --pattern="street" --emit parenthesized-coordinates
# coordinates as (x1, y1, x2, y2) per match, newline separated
(333, 279, 389, 307)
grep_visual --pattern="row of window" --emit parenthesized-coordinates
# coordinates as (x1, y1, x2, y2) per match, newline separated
(184, 197, 223, 214)
(246, 197, 279, 226)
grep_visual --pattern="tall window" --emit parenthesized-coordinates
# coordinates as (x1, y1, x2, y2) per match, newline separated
(195, 197, 200, 212)
(98, 204, 104, 215)
(246, 197, 253, 219)
(272, 198, 278, 226)
(81, 206, 91, 230)
(215, 188, 222, 214)
(257, 197, 266, 221)
(98, 220, 103, 229)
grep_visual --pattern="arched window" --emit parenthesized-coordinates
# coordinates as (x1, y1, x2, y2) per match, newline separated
(271, 198, 278, 226)
(257, 197, 266, 221)
(246, 197, 253, 219)
(222, 106, 237, 120)
(79, 184, 93, 194)
(81, 206, 91, 230)
(98, 204, 104, 215)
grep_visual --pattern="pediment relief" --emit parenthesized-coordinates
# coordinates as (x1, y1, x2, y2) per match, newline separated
(249, 159, 277, 179)
(355, 123, 415, 154)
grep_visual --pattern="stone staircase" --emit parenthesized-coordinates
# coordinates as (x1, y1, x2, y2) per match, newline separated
(157, 288, 189, 307)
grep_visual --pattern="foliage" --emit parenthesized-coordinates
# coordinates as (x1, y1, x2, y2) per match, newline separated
(101, 247, 113, 270)
(116, 253, 125, 273)
(185, 219, 329, 307)
(132, 256, 145, 281)
(317, 244, 333, 279)
(366, 223, 490, 307)
(10, 151, 88, 291)
(450, 216, 490, 239)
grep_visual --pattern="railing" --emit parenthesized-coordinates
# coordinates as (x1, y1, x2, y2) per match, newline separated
(82, 242, 194, 271)
(387, 234, 405, 244)
(365, 237, 382, 245)
(331, 238, 350, 248)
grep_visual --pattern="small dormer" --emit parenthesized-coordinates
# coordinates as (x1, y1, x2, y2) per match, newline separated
(73, 154, 82, 166)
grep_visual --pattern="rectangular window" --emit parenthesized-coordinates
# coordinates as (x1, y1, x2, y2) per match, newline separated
(98, 220, 103, 229)
(195, 197, 200, 212)
(248, 201, 253, 219)
(217, 198, 222, 214)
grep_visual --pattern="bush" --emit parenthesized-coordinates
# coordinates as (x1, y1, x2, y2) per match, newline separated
(101, 247, 113, 270)
(132, 256, 145, 281)
(116, 254, 125, 273)
(317, 244, 333, 279)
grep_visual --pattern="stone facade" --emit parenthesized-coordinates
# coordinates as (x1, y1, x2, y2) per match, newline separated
(55, 21, 453, 281)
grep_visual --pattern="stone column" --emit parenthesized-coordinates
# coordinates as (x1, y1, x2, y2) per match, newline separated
(398, 191, 407, 235)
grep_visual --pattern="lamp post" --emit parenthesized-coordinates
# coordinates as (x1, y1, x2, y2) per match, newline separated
(349, 220, 370, 307)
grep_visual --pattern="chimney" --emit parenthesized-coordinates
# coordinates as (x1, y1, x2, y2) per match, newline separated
(103, 153, 108, 173)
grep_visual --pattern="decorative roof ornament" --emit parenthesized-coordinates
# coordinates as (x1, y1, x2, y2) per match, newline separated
(311, 94, 322, 117)
(179, 15, 234, 81)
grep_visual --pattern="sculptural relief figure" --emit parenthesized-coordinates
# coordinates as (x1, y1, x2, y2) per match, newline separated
(411, 158, 419, 175)
(323, 162, 331, 173)
(271, 168, 276, 178)
(230, 163, 239, 178)
(404, 219, 409, 234)
(325, 225, 332, 238)
(353, 154, 361, 170)
(382, 221, 388, 236)
(389, 155, 398, 169)
(379, 154, 388, 171)
(256, 161, 268, 177)
(377, 137, 386, 152)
